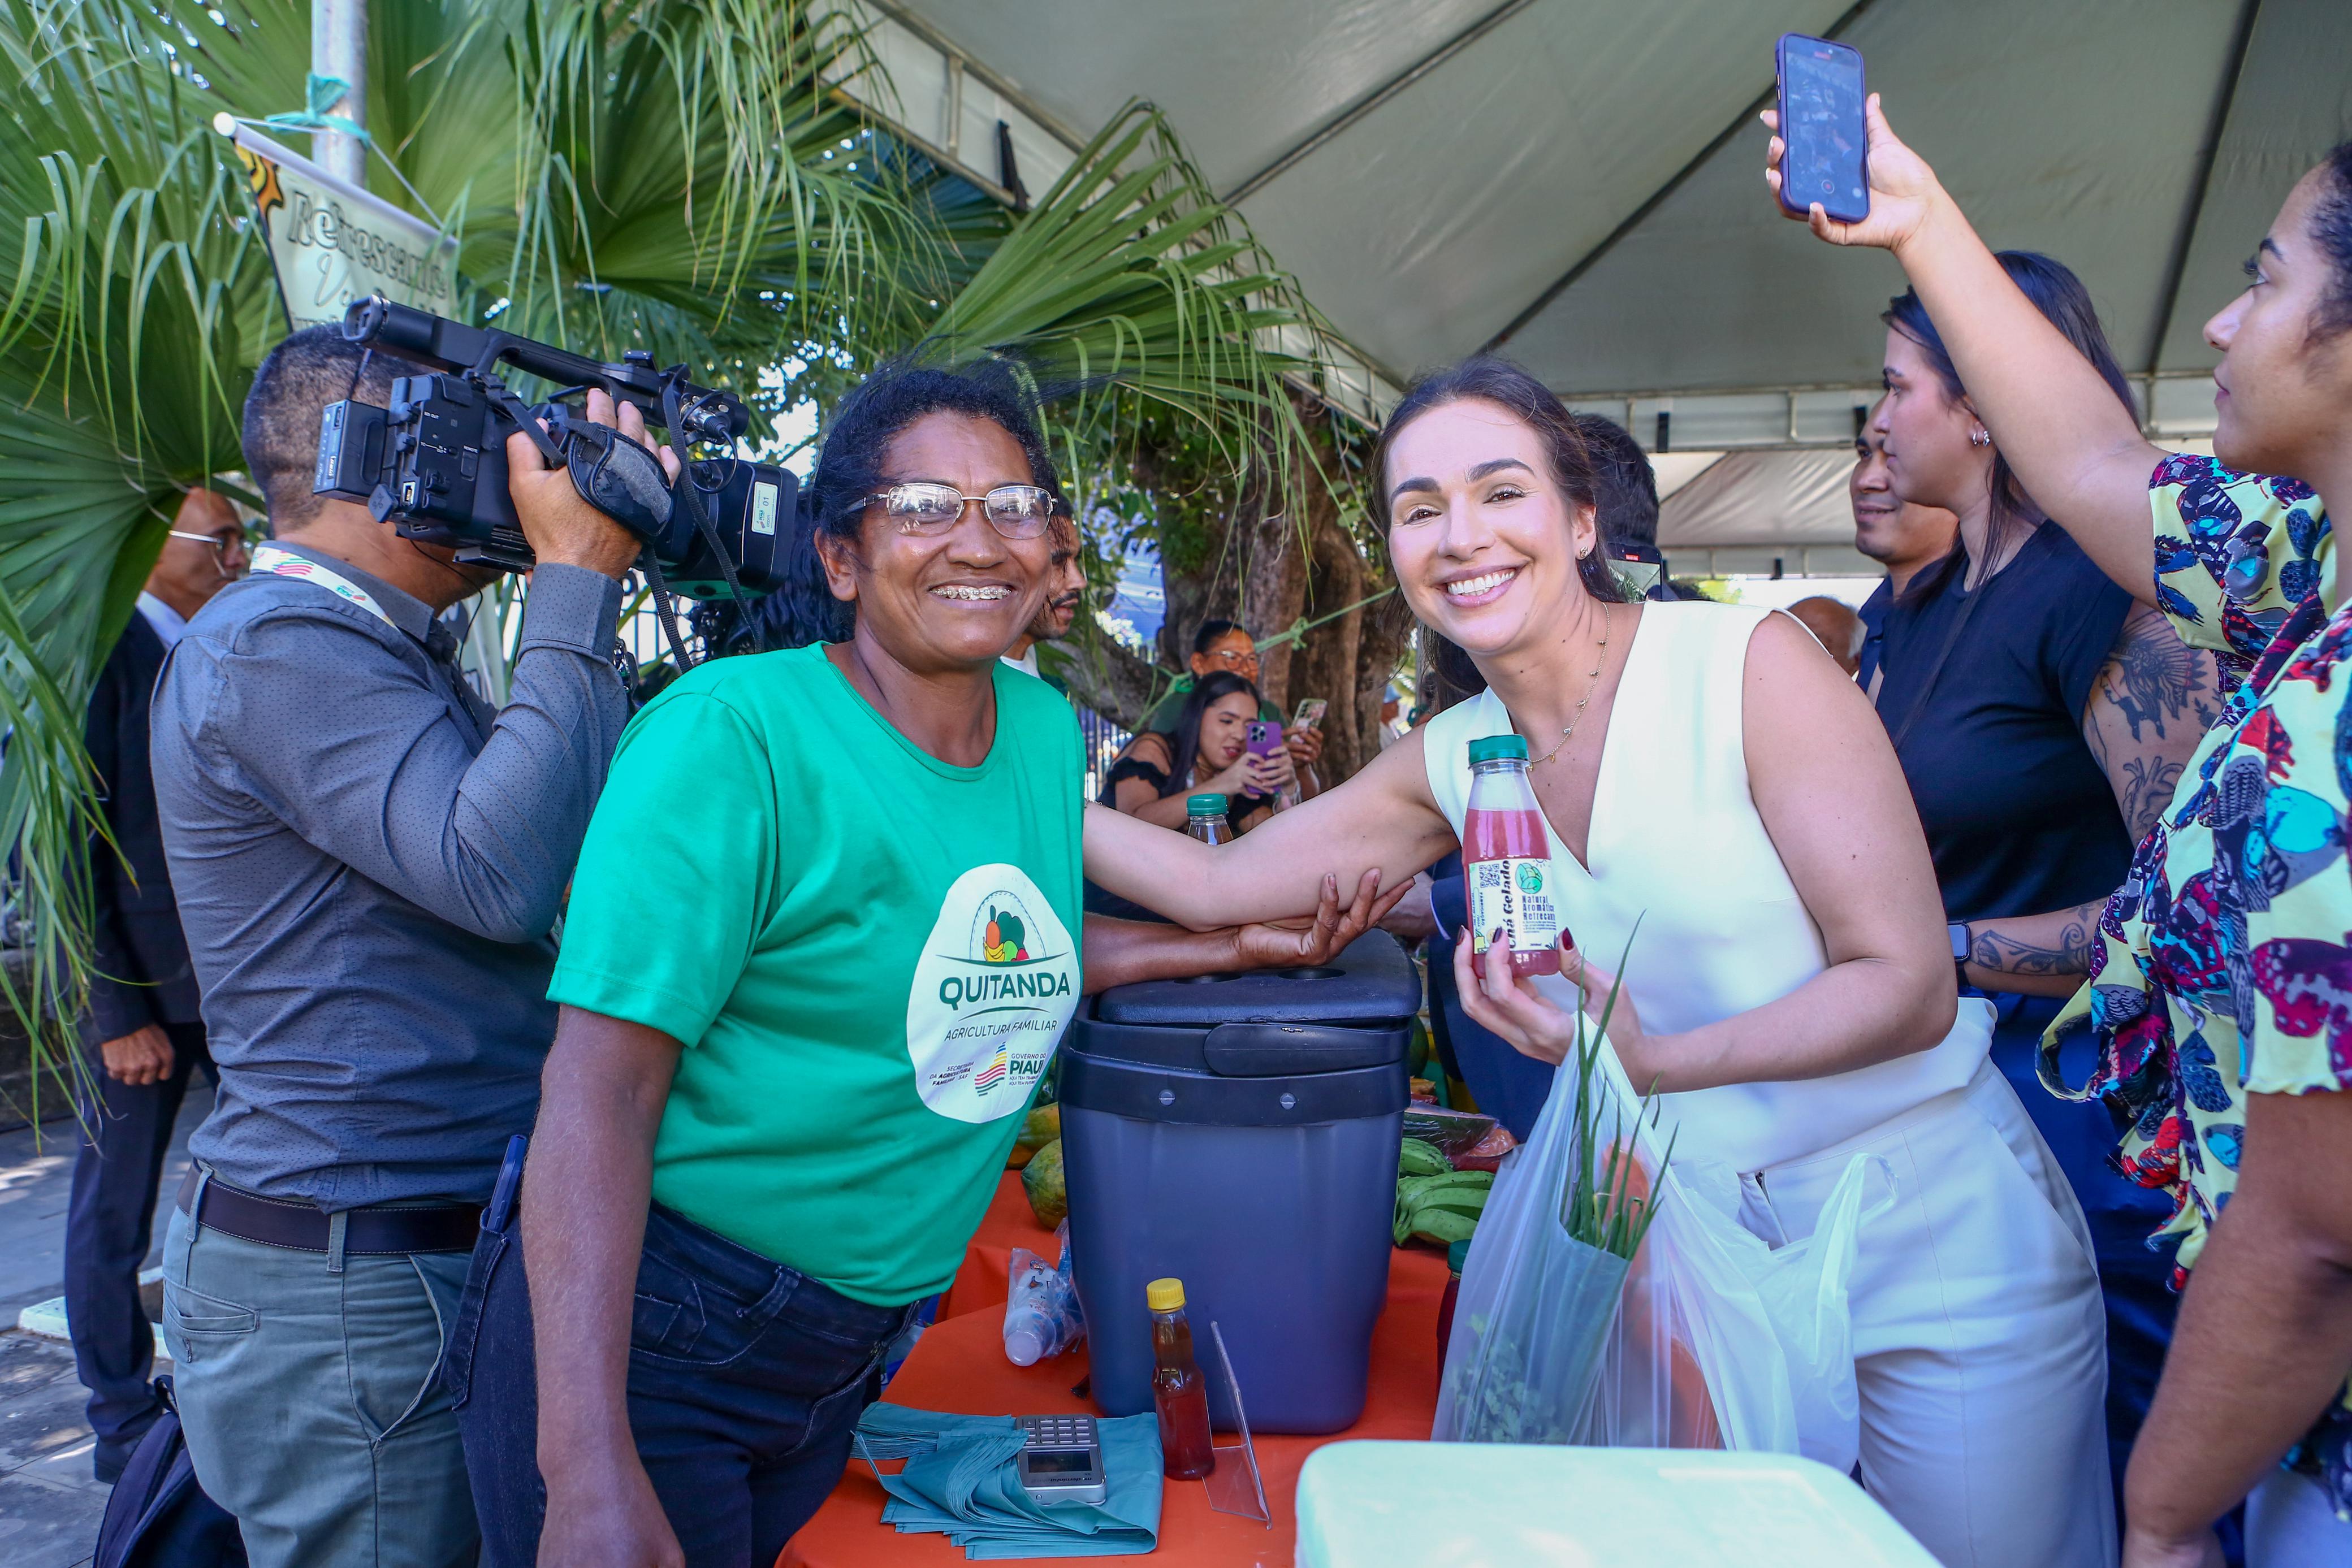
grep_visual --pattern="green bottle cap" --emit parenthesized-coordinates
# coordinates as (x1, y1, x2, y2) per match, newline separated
(1187, 793, 1229, 816)
(1467, 734, 1529, 765)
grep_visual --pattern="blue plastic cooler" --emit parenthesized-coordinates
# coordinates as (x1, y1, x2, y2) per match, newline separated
(1058, 932, 1417, 1435)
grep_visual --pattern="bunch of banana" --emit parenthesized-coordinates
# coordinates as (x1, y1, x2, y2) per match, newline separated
(1394, 1167, 1494, 1246)
(1399, 1138, 1452, 1179)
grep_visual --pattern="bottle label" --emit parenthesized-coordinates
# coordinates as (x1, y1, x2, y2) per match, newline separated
(1468, 857, 1560, 955)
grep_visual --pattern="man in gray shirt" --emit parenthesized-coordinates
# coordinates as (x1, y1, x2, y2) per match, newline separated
(151, 324, 667, 1568)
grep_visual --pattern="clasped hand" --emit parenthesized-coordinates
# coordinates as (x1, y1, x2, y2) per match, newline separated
(1230, 869, 1411, 969)
(1452, 928, 1670, 1092)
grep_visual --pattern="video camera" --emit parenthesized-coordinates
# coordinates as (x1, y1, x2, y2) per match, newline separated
(313, 296, 794, 598)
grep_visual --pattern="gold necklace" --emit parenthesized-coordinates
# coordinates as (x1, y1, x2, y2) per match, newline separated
(1527, 610, 1610, 768)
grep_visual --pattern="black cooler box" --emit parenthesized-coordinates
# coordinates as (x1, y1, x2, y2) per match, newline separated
(1058, 932, 1417, 1434)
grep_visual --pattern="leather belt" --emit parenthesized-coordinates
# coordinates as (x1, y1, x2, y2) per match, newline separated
(176, 1166, 480, 1255)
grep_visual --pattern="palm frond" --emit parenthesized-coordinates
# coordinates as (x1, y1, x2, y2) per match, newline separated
(917, 101, 1345, 533)
(0, 0, 927, 1097)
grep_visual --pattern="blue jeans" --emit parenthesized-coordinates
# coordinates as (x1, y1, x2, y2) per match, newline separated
(449, 1189, 915, 1568)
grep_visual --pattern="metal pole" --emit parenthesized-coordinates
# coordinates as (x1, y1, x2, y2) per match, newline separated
(311, 0, 366, 188)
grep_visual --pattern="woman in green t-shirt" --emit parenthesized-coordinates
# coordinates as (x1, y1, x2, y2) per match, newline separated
(450, 358, 1400, 1568)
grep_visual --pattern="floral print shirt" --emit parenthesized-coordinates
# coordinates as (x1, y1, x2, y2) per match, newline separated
(2042, 453, 2342, 1490)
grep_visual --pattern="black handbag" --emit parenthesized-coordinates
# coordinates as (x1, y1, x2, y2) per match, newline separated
(93, 1376, 246, 1568)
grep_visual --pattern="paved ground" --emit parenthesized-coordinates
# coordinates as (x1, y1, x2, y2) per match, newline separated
(0, 1085, 214, 1567)
(0, 1332, 111, 1568)
(0, 1084, 211, 1319)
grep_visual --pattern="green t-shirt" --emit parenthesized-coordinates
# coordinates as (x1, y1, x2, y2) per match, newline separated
(1140, 679, 1282, 734)
(550, 643, 1085, 1305)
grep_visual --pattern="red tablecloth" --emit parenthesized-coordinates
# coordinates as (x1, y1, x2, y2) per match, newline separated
(782, 1172, 1451, 1567)
(935, 1170, 1063, 1322)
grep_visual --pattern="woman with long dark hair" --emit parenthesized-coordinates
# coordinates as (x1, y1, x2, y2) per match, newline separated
(1100, 668, 1295, 835)
(447, 358, 1398, 1568)
(1085, 354, 2109, 1565)
(1861, 249, 2220, 1524)
(1775, 96, 2352, 1568)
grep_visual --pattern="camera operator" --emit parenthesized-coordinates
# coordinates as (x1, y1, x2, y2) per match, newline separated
(148, 324, 671, 1568)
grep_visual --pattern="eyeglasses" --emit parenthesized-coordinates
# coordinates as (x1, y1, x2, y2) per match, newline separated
(167, 528, 248, 562)
(859, 482, 1058, 539)
(1205, 647, 1259, 670)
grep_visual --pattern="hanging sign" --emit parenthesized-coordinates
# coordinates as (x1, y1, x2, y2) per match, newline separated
(224, 124, 457, 331)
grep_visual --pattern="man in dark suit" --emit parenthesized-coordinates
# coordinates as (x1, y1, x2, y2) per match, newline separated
(68, 487, 244, 1481)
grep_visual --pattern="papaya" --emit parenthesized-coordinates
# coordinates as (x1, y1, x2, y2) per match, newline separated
(1022, 1137, 1068, 1229)
(1007, 1102, 1061, 1168)
(1018, 1102, 1061, 1151)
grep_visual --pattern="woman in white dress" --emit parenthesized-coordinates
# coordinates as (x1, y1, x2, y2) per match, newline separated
(1084, 356, 2113, 1566)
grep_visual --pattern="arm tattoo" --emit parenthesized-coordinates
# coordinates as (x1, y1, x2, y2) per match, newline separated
(2085, 604, 2220, 841)
(1970, 899, 2104, 977)
(2115, 756, 2186, 841)
(2097, 604, 2204, 742)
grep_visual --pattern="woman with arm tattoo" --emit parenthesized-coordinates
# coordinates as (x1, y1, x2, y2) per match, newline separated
(1778, 97, 2352, 1566)
(1964, 603, 2223, 994)
(1851, 252, 2221, 1521)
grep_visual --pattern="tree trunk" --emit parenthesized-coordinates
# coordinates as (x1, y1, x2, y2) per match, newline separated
(1350, 584, 1416, 774)
(1043, 622, 1160, 730)
(1117, 393, 1417, 786)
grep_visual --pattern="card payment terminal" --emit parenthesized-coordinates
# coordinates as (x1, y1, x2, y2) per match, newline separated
(1015, 1414, 1106, 1507)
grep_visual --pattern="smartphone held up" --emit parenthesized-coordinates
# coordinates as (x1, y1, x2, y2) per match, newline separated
(1245, 720, 1301, 813)
(1775, 33, 1869, 226)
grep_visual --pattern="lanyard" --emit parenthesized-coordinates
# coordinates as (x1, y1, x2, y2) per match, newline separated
(248, 544, 397, 631)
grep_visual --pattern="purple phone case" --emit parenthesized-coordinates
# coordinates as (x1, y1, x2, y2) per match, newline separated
(1775, 33, 1870, 225)
(1246, 721, 1282, 760)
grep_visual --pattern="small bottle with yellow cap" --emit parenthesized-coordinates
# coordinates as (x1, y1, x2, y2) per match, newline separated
(1146, 1277, 1216, 1479)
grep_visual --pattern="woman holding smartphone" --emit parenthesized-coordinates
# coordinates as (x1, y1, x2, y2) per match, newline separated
(1773, 98, 2352, 1568)
(1099, 670, 1295, 835)
(1085, 354, 2111, 1567)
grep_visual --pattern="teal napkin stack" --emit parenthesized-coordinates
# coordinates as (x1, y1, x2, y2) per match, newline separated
(853, 1404, 1164, 1560)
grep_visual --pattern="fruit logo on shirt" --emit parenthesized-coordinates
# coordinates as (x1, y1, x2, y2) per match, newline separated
(983, 907, 1029, 964)
(905, 866, 1080, 1124)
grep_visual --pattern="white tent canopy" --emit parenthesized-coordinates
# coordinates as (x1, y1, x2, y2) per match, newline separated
(835, 0, 2351, 560)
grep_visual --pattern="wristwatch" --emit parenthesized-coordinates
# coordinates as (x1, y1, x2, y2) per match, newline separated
(1948, 922, 1973, 989)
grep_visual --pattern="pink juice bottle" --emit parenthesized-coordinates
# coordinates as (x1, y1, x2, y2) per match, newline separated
(1462, 734, 1562, 978)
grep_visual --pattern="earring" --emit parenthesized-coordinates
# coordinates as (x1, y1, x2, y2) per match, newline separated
(1969, 428, 1992, 449)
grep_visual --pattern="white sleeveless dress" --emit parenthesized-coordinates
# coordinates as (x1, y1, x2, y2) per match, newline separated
(1424, 600, 2115, 1568)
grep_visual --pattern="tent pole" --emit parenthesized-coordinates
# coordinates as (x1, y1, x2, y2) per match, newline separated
(312, 0, 366, 189)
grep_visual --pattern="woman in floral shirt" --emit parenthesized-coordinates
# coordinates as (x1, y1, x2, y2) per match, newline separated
(1772, 102, 2352, 1568)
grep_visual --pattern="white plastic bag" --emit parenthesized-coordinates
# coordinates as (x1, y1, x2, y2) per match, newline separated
(1437, 1026, 1890, 1471)
(1004, 1222, 1085, 1366)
